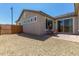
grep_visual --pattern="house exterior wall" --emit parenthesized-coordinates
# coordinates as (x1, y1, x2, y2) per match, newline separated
(73, 16, 79, 34)
(74, 3, 79, 34)
(17, 11, 54, 35)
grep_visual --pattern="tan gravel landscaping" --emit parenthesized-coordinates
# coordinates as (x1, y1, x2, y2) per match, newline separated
(0, 33, 79, 56)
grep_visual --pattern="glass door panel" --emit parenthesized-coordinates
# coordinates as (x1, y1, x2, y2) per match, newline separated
(64, 19, 73, 32)
(58, 20, 64, 32)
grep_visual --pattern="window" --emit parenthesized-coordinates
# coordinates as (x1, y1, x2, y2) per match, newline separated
(31, 19, 32, 21)
(35, 17, 36, 21)
(28, 16, 37, 23)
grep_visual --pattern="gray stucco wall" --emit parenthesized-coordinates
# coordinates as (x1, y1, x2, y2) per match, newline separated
(78, 11, 79, 33)
(23, 22, 42, 35)
(73, 17, 79, 34)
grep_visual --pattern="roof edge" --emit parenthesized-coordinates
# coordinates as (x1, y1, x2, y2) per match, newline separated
(16, 9, 56, 23)
(55, 12, 77, 19)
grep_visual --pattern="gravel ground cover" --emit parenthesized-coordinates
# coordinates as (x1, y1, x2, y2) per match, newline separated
(0, 33, 79, 56)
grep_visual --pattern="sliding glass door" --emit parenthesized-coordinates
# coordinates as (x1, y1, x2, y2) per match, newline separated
(64, 19, 73, 32)
(58, 18, 73, 33)
(46, 19, 53, 30)
(58, 20, 64, 32)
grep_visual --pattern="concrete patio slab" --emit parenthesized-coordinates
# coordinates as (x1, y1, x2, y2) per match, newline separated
(52, 34, 79, 42)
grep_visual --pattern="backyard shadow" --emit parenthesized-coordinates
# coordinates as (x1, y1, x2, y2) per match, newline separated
(17, 33, 58, 41)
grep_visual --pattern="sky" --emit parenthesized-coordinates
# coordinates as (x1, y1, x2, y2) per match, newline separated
(0, 3, 74, 24)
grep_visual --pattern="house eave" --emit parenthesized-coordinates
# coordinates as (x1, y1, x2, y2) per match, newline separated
(16, 9, 56, 23)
